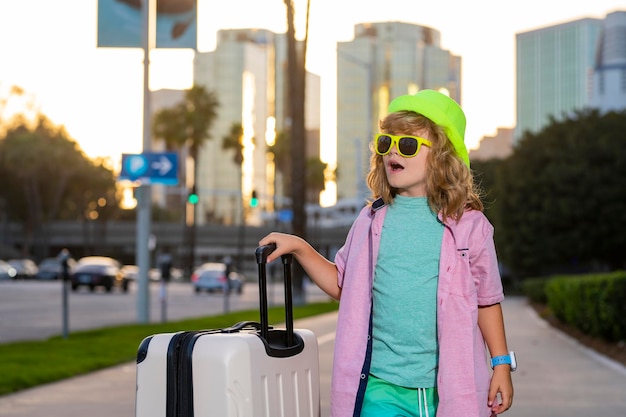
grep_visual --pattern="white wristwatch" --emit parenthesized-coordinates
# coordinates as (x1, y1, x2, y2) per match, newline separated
(491, 351, 517, 372)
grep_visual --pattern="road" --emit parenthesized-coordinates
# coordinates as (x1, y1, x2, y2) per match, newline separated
(0, 278, 332, 344)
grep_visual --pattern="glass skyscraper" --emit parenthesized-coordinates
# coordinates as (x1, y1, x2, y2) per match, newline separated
(515, 10, 626, 144)
(590, 11, 626, 113)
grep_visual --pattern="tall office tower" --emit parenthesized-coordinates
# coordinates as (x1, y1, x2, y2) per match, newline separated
(515, 17, 603, 144)
(590, 11, 626, 113)
(336, 22, 461, 202)
(193, 29, 320, 226)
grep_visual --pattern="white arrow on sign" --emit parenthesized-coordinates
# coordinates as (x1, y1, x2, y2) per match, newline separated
(151, 156, 173, 175)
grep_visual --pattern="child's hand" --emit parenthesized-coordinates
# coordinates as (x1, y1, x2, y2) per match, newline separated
(258, 232, 305, 263)
(488, 367, 513, 414)
(259, 232, 341, 300)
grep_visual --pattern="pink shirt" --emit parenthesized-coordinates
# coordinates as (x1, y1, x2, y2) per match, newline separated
(331, 201, 504, 417)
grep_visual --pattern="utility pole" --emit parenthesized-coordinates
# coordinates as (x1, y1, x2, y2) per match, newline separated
(136, 0, 156, 323)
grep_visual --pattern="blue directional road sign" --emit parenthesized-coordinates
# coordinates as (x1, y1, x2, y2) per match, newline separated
(119, 152, 179, 185)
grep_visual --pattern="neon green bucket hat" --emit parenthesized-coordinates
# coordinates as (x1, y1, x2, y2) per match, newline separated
(387, 89, 469, 167)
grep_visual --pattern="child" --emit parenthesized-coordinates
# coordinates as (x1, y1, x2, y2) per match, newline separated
(259, 89, 514, 417)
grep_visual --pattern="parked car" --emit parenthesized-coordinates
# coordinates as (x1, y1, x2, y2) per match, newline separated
(121, 265, 175, 283)
(120, 265, 140, 282)
(0, 260, 17, 280)
(36, 257, 77, 280)
(7, 259, 39, 280)
(191, 262, 245, 294)
(149, 267, 184, 282)
(70, 256, 129, 293)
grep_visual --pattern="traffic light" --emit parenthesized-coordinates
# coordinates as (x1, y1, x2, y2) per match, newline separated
(250, 190, 258, 208)
(188, 186, 199, 205)
(188, 193, 199, 205)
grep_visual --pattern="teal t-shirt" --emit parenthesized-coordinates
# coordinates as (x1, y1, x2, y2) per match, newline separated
(369, 195, 443, 388)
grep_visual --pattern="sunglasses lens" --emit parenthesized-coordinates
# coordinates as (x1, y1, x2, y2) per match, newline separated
(398, 137, 418, 156)
(376, 135, 392, 154)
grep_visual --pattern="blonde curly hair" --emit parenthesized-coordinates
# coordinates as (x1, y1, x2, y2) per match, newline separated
(366, 111, 483, 221)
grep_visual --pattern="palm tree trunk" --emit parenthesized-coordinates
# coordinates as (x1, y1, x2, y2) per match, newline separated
(284, 0, 309, 304)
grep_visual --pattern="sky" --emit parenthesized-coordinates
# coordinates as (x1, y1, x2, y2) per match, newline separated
(0, 0, 624, 170)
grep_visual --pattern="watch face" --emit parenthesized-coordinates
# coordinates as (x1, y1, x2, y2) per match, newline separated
(509, 351, 517, 371)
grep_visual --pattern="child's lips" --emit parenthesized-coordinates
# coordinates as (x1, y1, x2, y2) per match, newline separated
(387, 159, 404, 171)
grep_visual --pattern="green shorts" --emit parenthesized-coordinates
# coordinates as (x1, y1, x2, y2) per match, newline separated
(361, 375, 438, 417)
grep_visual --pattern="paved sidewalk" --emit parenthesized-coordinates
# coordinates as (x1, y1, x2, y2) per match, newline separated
(503, 297, 626, 417)
(1, 296, 626, 417)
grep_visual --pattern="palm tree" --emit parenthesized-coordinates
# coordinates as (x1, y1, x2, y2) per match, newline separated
(221, 122, 244, 216)
(153, 84, 219, 192)
(221, 122, 244, 166)
(306, 157, 327, 203)
(152, 84, 219, 272)
(221, 122, 245, 267)
(269, 129, 327, 205)
(284, 0, 310, 303)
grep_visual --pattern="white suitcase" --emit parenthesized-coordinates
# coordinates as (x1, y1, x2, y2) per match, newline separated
(135, 245, 320, 417)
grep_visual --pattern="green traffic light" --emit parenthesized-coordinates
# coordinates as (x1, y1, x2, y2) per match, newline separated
(188, 193, 199, 205)
(250, 190, 258, 207)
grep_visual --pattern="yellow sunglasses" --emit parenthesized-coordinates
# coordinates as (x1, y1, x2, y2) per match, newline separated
(374, 134, 432, 158)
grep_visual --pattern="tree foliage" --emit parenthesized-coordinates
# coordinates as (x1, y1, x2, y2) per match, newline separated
(269, 130, 290, 182)
(152, 84, 219, 165)
(221, 122, 244, 166)
(0, 114, 119, 255)
(221, 122, 244, 225)
(152, 84, 219, 271)
(473, 109, 626, 277)
(269, 129, 327, 204)
(306, 157, 327, 202)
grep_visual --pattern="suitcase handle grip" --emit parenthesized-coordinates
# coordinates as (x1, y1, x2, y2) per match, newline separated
(255, 244, 299, 352)
(255, 243, 279, 264)
(220, 321, 266, 333)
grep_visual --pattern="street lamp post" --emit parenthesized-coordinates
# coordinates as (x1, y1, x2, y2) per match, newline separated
(136, 0, 156, 323)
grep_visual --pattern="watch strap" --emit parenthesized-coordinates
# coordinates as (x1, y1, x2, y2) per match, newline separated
(491, 354, 512, 368)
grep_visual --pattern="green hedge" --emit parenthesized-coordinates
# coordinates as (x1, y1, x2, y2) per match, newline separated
(544, 271, 626, 342)
(520, 277, 550, 304)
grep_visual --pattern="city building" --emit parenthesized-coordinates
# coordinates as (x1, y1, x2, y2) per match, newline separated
(192, 29, 320, 226)
(515, 10, 626, 145)
(469, 128, 514, 162)
(336, 21, 462, 202)
(590, 11, 626, 113)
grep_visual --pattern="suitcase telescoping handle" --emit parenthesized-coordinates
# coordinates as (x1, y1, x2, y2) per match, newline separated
(255, 244, 303, 356)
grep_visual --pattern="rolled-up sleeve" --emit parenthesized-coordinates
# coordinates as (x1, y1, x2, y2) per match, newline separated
(470, 215, 504, 306)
